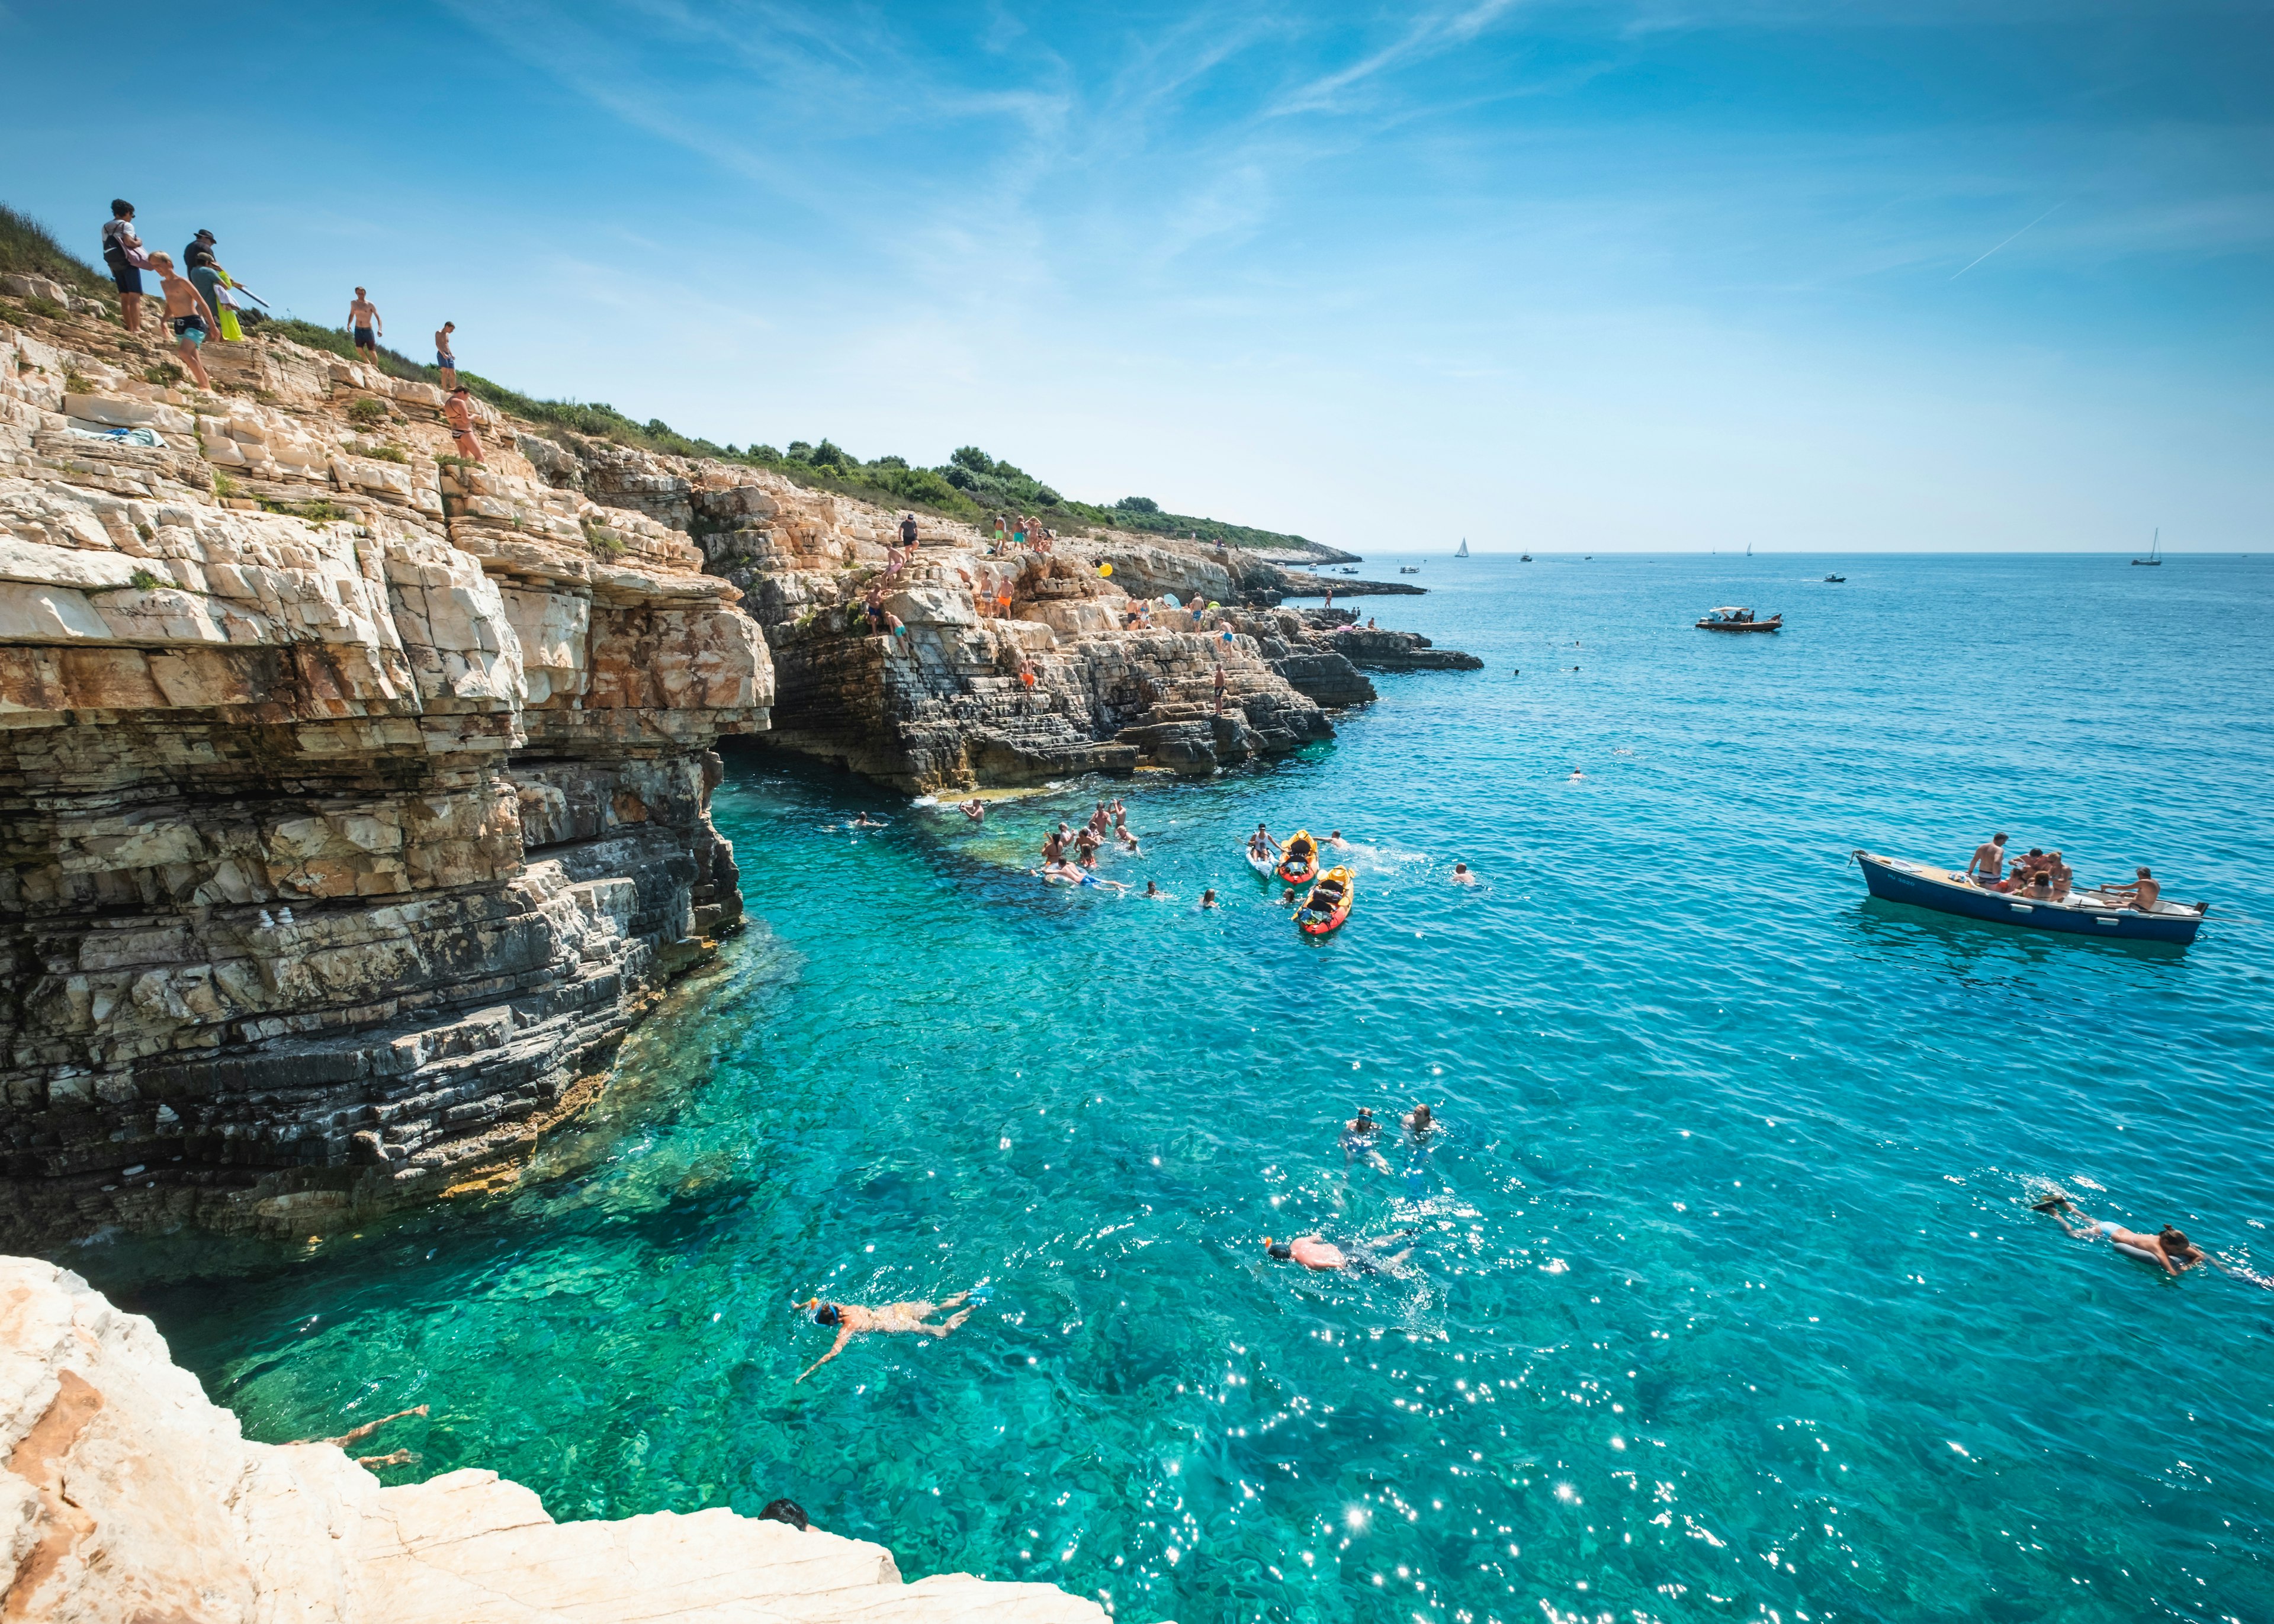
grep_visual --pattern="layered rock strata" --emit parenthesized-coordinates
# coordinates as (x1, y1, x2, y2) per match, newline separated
(0, 1255, 1105, 1623)
(484, 436, 1390, 790)
(0, 311, 769, 1246)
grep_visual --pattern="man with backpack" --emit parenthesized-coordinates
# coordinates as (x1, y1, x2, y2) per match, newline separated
(100, 200, 147, 334)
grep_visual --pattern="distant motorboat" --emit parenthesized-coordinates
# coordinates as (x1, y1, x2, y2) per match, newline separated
(1398, 565, 1420, 574)
(1697, 606, 1781, 633)
(1520, 553, 1533, 562)
(2133, 528, 2162, 565)
(1824, 574, 1845, 583)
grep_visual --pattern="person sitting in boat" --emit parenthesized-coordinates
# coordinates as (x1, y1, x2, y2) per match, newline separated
(1248, 823, 1276, 860)
(2019, 868, 2055, 901)
(2034, 1196, 2203, 1276)
(2099, 867, 2160, 911)
(1967, 832, 2009, 887)
(2045, 851, 2073, 900)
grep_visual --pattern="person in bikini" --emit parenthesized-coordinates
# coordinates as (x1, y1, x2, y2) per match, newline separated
(145, 254, 217, 389)
(348, 287, 382, 361)
(795, 1292, 975, 1382)
(2034, 1197, 2203, 1276)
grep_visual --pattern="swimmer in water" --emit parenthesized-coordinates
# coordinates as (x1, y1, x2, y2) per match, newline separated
(794, 1292, 975, 1382)
(1569, 770, 1585, 782)
(1326, 830, 1351, 850)
(959, 798, 985, 821)
(1144, 880, 1172, 899)
(849, 812, 885, 828)
(1199, 887, 1218, 909)
(1406, 1102, 1437, 1140)
(1263, 1230, 1417, 1274)
(1341, 1107, 1390, 1171)
(2034, 1196, 2204, 1276)
(1450, 863, 1477, 885)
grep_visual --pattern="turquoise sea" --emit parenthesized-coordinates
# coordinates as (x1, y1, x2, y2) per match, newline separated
(89, 554, 2273, 1623)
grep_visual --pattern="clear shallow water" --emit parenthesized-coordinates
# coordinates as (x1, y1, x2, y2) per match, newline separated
(86, 555, 2274, 1623)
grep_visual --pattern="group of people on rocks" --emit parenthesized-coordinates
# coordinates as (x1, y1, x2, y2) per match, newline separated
(990, 512, 1054, 555)
(1966, 832, 2158, 909)
(94, 197, 485, 461)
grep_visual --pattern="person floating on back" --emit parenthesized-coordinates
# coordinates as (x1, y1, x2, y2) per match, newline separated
(348, 286, 382, 362)
(101, 200, 147, 335)
(435, 321, 458, 389)
(144, 253, 217, 390)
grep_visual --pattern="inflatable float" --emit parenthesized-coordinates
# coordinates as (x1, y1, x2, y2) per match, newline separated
(1297, 867, 1353, 935)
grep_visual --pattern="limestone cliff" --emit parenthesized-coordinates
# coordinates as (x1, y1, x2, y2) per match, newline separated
(0, 1255, 1104, 1623)
(0, 310, 768, 1246)
(491, 434, 1398, 791)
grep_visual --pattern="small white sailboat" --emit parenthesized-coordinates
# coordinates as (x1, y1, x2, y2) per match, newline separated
(2132, 528, 2161, 566)
(1455, 538, 1469, 558)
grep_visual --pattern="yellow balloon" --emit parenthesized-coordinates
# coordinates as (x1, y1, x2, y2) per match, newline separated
(1097, 562, 1113, 577)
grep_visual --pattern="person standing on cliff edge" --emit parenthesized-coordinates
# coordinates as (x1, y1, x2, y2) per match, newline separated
(101, 200, 149, 334)
(435, 321, 458, 389)
(900, 511, 919, 551)
(349, 287, 382, 362)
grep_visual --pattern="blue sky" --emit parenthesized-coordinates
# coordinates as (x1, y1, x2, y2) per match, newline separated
(5, 1, 2268, 551)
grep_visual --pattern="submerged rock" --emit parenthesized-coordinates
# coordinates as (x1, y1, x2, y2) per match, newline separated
(0, 1255, 1106, 1623)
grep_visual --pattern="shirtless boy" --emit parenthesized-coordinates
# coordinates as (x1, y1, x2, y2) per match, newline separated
(144, 253, 217, 389)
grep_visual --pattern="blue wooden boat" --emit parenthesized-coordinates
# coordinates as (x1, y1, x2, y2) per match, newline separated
(1852, 851, 2208, 945)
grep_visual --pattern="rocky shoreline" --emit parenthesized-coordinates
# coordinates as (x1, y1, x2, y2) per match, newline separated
(0, 299, 1476, 1247)
(0, 1255, 1106, 1622)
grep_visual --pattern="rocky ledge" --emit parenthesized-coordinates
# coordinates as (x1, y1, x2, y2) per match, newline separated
(1, 310, 768, 1247)
(495, 437, 1477, 792)
(0, 1255, 1104, 1623)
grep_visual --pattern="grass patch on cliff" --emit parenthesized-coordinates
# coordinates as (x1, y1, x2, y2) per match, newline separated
(242, 320, 1319, 549)
(0, 203, 115, 298)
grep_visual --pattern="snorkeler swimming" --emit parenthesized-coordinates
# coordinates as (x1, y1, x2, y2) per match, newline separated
(2034, 1195, 2204, 1276)
(795, 1292, 975, 1382)
(1263, 1229, 1418, 1274)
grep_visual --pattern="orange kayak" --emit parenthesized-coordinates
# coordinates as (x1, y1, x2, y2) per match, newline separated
(1297, 866, 1353, 935)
